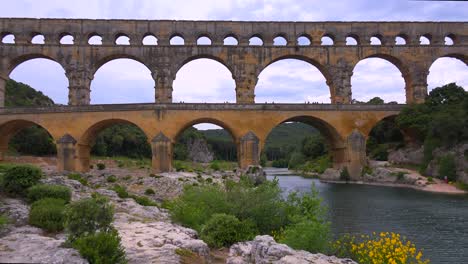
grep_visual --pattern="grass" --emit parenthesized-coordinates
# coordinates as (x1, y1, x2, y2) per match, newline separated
(91, 156, 151, 169)
(454, 182, 468, 191)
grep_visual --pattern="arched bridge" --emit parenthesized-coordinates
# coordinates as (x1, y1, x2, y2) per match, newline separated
(0, 19, 467, 178)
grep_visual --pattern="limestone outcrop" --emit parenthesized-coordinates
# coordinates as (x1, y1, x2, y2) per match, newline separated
(227, 235, 357, 264)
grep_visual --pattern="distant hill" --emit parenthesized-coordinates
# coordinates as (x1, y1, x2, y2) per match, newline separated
(5, 79, 55, 107)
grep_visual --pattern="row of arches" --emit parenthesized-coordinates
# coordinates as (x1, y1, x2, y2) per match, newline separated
(1, 32, 458, 46)
(7, 56, 467, 105)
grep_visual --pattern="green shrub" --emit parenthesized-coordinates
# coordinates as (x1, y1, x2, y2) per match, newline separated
(65, 196, 114, 241)
(173, 160, 188, 172)
(288, 152, 306, 170)
(73, 229, 127, 264)
(97, 163, 106, 170)
(113, 185, 130, 199)
(201, 213, 256, 248)
(27, 184, 71, 204)
(210, 161, 221, 171)
(67, 173, 89, 186)
(427, 177, 434, 183)
(280, 220, 331, 253)
(361, 166, 373, 177)
(123, 175, 132, 181)
(271, 159, 288, 168)
(438, 154, 457, 182)
(340, 167, 351, 182)
(0, 214, 9, 230)
(131, 195, 157, 206)
(29, 198, 66, 232)
(107, 175, 117, 183)
(2, 165, 42, 196)
(369, 144, 389, 161)
(144, 188, 155, 195)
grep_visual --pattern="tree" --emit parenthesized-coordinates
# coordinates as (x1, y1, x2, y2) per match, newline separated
(301, 135, 327, 159)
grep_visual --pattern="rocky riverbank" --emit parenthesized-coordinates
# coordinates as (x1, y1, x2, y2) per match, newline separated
(0, 165, 354, 264)
(319, 161, 466, 194)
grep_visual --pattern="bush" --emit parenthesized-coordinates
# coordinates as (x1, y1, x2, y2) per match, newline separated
(200, 213, 256, 248)
(97, 163, 106, 170)
(279, 220, 331, 253)
(0, 214, 9, 230)
(65, 196, 114, 241)
(210, 161, 221, 171)
(288, 152, 306, 170)
(369, 144, 389, 161)
(340, 167, 351, 182)
(271, 159, 288, 168)
(438, 154, 457, 182)
(107, 175, 117, 183)
(131, 195, 157, 206)
(73, 229, 127, 264)
(113, 185, 129, 198)
(2, 165, 42, 196)
(27, 184, 71, 203)
(144, 188, 155, 195)
(68, 173, 89, 186)
(29, 198, 66, 232)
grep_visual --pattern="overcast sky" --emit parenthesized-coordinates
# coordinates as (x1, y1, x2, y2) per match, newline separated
(2, 0, 467, 108)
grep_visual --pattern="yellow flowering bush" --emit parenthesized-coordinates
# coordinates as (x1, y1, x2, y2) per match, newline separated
(333, 232, 429, 264)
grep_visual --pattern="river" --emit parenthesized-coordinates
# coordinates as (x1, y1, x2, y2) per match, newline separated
(266, 169, 468, 264)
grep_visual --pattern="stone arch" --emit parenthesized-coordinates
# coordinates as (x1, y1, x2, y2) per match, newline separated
(223, 34, 239, 45)
(395, 34, 408, 45)
(59, 32, 74, 45)
(0, 119, 57, 161)
(92, 54, 150, 76)
(444, 33, 456, 45)
(427, 55, 468, 92)
(87, 32, 103, 45)
(114, 33, 130, 45)
(174, 55, 235, 78)
(8, 53, 67, 74)
(370, 34, 383, 45)
(1, 32, 15, 44)
(142, 33, 158, 45)
(352, 53, 411, 103)
(31, 33, 45, 44)
(273, 33, 288, 46)
(174, 117, 238, 142)
(257, 55, 332, 101)
(297, 34, 312, 45)
(321, 33, 334, 45)
(346, 34, 360, 45)
(169, 33, 185, 45)
(263, 115, 346, 168)
(419, 34, 431, 45)
(196, 34, 212, 45)
(76, 118, 151, 172)
(249, 34, 264, 46)
(90, 56, 154, 104)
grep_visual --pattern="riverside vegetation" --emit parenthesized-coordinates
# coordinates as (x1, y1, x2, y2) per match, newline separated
(0, 163, 430, 263)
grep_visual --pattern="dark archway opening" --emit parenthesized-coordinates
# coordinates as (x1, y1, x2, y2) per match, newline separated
(173, 123, 238, 172)
(366, 117, 405, 162)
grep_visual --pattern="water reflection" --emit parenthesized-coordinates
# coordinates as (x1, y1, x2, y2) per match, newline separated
(267, 174, 468, 264)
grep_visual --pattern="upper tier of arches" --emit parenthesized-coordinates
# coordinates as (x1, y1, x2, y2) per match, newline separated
(0, 19, 466, 46)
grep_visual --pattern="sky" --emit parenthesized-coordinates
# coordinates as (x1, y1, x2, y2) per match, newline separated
(2, 0, 468, 119)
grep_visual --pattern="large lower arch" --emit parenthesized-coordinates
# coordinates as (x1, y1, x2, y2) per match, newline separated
(172, 57, 236, 103)
(351, 56, 407, 103)
(428, 56, 468, 92)
(76, 119, 152, 172)
(7, 56, 69, 105)
(263, 115, 346, 169)
(91, 58, 154, 104)
(256, 56, 331, 103)
(0, 119, 56, 162)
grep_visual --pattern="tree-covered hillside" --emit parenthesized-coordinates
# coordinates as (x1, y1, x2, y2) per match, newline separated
(5, 79, 55, 107)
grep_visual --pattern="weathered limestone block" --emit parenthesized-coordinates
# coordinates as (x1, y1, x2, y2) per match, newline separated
(152, 132, 173, 172)
(56, 134, 77, 172)
(0, 74, 7, 108)
(326, 59, 353, 104)
(66, 66, 93, 105)
(239, 131, 260, 169)
(345, 129, 367, 179)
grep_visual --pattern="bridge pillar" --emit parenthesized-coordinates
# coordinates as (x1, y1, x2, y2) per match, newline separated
(326, 60, 352, 104)
(66, 67, 93, 105)
(151, 132, 172, 173)
(154, 71, 173, 103)
(344, 130, 367, 179)
(406, 68, 428, 104)
(235, 75, 257, 104)
(0, 74, 6, 108)
(239, 131, 260, 169)
(56, 134, 77, 172)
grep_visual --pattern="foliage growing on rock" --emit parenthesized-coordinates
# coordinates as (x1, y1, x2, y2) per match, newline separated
(201, 213, 256, 248)
(65, 195, 114, 241)
(29, 198, 66, 232)
(27, 184, 71, 203)
(72, 229, 127, 264)
(2, 165, 42, 196)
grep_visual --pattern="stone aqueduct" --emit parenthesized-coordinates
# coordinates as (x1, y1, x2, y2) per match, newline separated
(0, 18, 466, 177)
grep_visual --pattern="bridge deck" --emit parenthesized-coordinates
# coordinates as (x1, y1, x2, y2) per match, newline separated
(0, 103, 405, 114)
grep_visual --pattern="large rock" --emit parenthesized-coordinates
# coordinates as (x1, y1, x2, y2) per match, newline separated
(319, 168, 340, 181)
(425, 143, 468, 183)
(241, 165, 267, 185)
(188, 138, 214, 163)
(0, 226, 87, 264)
(227, 235, 356, 264)
(0, 197, 29, 227)
(388, 146, 423, 165)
